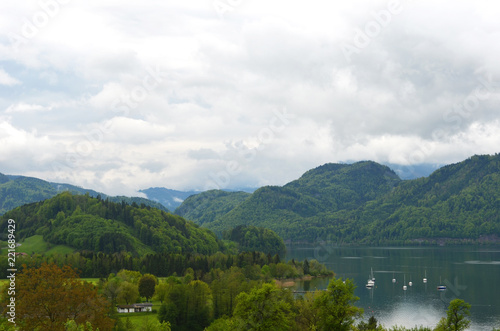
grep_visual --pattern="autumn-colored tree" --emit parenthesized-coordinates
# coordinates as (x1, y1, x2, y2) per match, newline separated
(139, 273, 157, 302)
(4, 263, 114, 331)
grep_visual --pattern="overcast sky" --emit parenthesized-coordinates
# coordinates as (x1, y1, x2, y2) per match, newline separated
(1, 0, 499, 196)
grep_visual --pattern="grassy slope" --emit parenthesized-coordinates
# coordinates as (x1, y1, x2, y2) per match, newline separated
(0, 234, 75, 256)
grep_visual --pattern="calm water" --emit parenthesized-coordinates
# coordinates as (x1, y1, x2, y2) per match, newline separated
(286, 245, 500, 330)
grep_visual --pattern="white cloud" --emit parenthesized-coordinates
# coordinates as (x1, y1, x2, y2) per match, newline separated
(0, 68, 20, 86)
(5, 102, 51, 113)
(0, 0, 499, 194)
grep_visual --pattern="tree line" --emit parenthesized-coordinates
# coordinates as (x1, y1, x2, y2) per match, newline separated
(0, 249, 330, 279)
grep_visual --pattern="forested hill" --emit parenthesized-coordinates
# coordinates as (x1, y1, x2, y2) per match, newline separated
(0, 192, 221, 255)
(0, 173, 169, 215)
(176, 190, 251, 226)
(176, 154, 500, 244)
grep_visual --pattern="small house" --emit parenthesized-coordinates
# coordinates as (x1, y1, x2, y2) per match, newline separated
(116, 302, 153, 313)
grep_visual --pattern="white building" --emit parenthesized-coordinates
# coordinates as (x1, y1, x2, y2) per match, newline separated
(116, 303, 153, 313)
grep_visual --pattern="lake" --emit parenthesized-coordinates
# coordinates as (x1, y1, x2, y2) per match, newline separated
(286, 245, 500, 331)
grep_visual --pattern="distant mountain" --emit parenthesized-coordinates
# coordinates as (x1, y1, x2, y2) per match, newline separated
(0, 174, 169, 215)
(139, 187, 199, 210)
(0, 192, 220, 255)
(140, 186, 257, 210)
(177, 154, 500, 244)
(382, 162, 444, 180)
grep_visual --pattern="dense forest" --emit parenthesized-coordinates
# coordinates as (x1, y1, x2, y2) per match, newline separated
(176, 189, 251, 226)
(222, 225, 286, 255)
(176, 154, 500, 244)
(0, 192, 219, 255)
(0, 248, 330, 279)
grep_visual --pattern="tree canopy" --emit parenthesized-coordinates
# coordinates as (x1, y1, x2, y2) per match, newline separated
(1, 263, 114, 331)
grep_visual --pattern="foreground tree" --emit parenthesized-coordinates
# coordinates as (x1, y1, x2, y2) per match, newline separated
(4, 263, 114, 331)
(314, 278, 363, 331)
(233, 282, 296, 331)
(435, 299, 471, 331)
(295, 290, 322, 330)
(357, 315, 383, 330)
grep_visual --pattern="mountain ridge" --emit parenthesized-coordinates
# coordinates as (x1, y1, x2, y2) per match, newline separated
(176, 154, 500, 244)
(0, 174, 169, 215)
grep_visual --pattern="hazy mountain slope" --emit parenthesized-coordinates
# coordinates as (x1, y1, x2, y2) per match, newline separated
(0, 175, 56, 214)
(139, 187, 199, 210)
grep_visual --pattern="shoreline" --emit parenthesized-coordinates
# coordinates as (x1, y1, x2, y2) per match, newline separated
(275, 274, 332, 289)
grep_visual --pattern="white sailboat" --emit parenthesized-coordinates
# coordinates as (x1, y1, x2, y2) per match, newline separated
(403, 274, 407, 291)
(423, 270, 427, 283)
(366, 268, 375, 288)
(392, 272, 396, 283)
(437, 276, 446, 291)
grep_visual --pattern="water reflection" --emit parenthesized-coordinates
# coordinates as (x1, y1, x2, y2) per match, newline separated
(286, 245, 500, 331)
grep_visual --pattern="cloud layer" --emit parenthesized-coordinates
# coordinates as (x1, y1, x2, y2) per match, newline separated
(1, 0, 499, 195)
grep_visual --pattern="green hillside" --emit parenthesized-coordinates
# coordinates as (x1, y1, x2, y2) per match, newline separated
(0, 176, 55, 215)
(0, 234, 75, 256)
(0, 174, 169, 215)
(0, 192, 221, 255)
(223, 225, 286, 255)
(175, 190, 251, 225)
(195, 161, 401, 237)
(178, 154, 500, 244)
